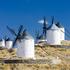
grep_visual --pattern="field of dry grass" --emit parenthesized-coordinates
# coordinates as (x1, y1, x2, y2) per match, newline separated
(0, 46, 70, 70)
(0, 63, 69, 70)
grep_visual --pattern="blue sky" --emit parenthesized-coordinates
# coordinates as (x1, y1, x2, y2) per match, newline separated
(0, 0, 70, 39)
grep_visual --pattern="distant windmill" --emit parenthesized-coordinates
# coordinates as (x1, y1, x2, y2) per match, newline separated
(4, 36, 13, 49)
(38, 17, 48, 39)
(7, 25, 25, 47)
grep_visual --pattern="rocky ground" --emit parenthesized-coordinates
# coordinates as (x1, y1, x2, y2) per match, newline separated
(0, 45, 70, 70)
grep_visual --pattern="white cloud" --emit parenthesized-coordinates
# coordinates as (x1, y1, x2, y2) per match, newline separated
(38, 20, 48, 24)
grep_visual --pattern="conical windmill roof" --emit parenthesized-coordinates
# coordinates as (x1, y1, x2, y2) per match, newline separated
(22, 31, 34, 40)
(6, 38, 12, 41)
(47, 23, 59, 30)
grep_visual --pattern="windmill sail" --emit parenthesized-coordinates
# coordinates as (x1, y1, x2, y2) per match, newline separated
(7, 25, 24, 47)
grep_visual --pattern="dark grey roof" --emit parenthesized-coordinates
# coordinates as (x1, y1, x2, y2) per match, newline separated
(22, 31, 34, 39)
(6, 38, 11, 41)
(47, 22, 64, 30)
(55, 22, 63, 28)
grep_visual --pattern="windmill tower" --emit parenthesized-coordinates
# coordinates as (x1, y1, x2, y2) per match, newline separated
(17, 30, 35, 59)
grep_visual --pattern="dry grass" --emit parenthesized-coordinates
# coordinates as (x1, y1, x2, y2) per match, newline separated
(0, 63, 69, 70)
(61, 40, 70, 46)
(0, 46, 70, 70)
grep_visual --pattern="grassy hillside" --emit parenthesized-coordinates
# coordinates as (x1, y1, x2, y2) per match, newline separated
(0, 46, 70, 70)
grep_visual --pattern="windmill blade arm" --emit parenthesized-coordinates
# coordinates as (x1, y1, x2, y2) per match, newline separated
(7, 26, 17, 36)
(13, 36, 21, 47)
(18, 25, 23, 33)
(13, 38, 18, 47)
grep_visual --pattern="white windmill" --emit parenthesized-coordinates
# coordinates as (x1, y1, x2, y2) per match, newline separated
(5, 37, 13, 49)
(7, 25, 35, 59)
(0, 39, 5, 48)
(46, 17, 65, 45)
